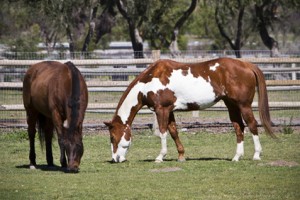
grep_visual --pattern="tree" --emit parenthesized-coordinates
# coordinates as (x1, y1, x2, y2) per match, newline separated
(82, 0, 118, 52)
(115, 0, 148, 58)
(215, 0, 253, 58)
(254, 0, 300, 56)
(168, 0, 197, 56)
(115, 0, 197, 58)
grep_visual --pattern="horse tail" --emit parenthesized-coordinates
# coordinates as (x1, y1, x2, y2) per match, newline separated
(65, 61, 81, 136)
(37, 114, 46, 149)
(250, 63, 276, 138)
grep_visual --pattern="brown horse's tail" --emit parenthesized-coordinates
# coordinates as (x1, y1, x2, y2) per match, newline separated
(250, 63, 276, 138)
(37, 114, 54, 149)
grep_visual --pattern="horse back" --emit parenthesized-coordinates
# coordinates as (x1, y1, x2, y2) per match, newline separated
(141, 58, 258, 105)
(23, 61, 87, 120)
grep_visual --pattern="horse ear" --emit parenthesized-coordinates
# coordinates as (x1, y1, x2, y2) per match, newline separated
(104, 121, 112, 127)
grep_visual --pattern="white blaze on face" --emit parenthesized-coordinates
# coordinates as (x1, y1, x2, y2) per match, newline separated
(117, 67, 217, 123)
(209, 63, 220, 71)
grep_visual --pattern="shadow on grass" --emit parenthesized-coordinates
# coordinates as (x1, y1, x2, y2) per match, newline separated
(141, 157, 232, 162)
(16, 164, 72, 173)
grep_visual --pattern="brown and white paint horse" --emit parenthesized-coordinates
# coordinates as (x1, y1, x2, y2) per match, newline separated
(105, 58, 275, 163)
(23, 61, 88, 172)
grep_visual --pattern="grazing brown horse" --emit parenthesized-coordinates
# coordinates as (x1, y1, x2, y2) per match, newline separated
(105, 58, 276, 163)
(23, 61, 88, 172)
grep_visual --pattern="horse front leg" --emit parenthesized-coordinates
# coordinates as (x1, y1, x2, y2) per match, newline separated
(52, 110, 67, 168)
(155, 132, 168, 163)
(168, 112, 185, 162)
(58, 138, 67, 168)
(154, 107, 171, 163)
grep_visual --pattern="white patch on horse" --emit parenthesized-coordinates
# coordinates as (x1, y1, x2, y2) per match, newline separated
(118, 78, 165, 123)
(252, 135, 262, 160)
(63, 120, 69, 128)
(117, 68, 217, 123)
(112, 132, 131, 162)
(232, 141, 244, 161)
(117, 82, 144, 123)
(167, 69, 216, 110)
(210, 63, 220, 71)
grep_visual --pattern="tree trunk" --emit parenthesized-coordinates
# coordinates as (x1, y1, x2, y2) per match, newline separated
(66, 25, 75, 58)
(215, 2, 245, 58)
(116, 0, 144, 59)
(95, 1, 117, 44)
(169, 0, 197, 57)
(82, 7, 98, 53)
(255, 4, 280, 57)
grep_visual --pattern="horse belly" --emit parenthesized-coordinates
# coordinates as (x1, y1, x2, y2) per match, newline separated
(173, 94, 217, 111)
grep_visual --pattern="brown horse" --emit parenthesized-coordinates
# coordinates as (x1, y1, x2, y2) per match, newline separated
(105, 58, 276, 163)
(23, 61, 88, 172)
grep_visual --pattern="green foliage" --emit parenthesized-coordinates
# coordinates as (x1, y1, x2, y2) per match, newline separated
(0, 129, 28, 141)
(282, 116, 294, 135)
(8, 24, 41, 52)
(0, 0, 299, 52)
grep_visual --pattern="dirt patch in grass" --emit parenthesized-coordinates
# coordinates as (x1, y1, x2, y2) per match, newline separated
(149, 167, 182, 173)
(260, 160, 299, 167)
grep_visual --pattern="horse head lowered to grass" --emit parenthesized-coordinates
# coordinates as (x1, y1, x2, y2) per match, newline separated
(104, 57, 276, 163)
(23, 61, 88, 172)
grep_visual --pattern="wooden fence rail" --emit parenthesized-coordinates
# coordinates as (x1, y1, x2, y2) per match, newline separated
(0, 55, 299, 128)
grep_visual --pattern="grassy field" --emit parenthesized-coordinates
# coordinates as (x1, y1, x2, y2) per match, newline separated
(0, 129, 299, 200)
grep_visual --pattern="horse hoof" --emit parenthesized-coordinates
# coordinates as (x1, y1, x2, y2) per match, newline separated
(232, 157, 240, 162)
(178, 158, 186, 162)
(29, 165, 36, 170)
(253, 156, 261, 161)
(155, 159, 163, 163)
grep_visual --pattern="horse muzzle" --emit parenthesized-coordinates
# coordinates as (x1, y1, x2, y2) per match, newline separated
(112, 154, 127, 163)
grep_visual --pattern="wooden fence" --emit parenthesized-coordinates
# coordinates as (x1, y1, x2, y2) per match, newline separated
(1, 51, 300, 129)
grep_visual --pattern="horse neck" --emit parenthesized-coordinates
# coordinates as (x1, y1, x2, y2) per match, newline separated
(114, 83, 144, 126)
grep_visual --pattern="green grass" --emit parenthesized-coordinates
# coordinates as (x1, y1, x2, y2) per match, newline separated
(0, 129, 299, 200)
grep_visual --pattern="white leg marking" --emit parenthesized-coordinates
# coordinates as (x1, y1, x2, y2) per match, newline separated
(252, 135, 262, 160)
(155, 132, 168, 163)
(232, 141, 244, 161)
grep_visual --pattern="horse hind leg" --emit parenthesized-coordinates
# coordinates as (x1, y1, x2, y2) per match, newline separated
(224, 100, 245, 161)
(240, 106, 262, 160)
(26, 110, 38, 169)
(44, 118, 54, 166)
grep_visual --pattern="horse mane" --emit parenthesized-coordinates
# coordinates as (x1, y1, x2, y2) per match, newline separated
(65, 61, 81, 136)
